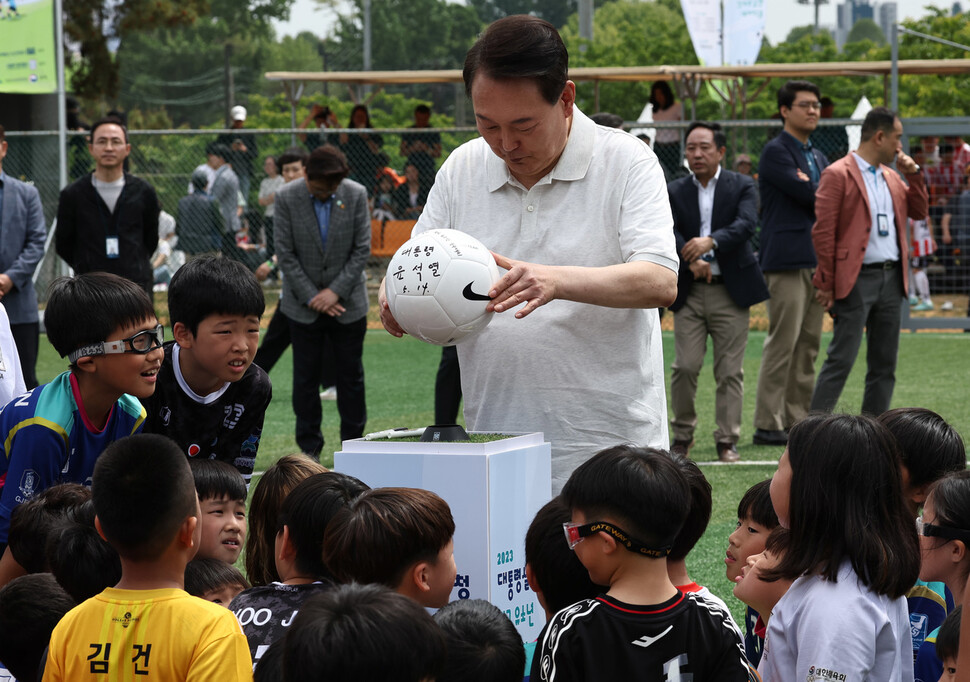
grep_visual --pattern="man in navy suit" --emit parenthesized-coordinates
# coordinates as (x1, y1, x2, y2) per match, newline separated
(752, 80, 829, 446)
(667, 122, 768, 462)
(274, 145, 370, 458)
(0, 125, 47, 388)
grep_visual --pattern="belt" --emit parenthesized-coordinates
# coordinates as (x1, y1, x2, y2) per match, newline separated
(698, 275, 725, 285)
(861, 260, 899, 270)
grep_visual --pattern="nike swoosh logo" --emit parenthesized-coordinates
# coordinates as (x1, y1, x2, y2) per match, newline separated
(631, 625, 673, 649)
(462, 282, 492, 301)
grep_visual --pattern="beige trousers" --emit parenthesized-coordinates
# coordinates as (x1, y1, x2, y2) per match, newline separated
(753, 269, 824, 431)
(670, 281, 750, 445)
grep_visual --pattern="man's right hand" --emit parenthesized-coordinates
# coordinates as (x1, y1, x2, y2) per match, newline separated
(378, 277, 406, 337)
(815, 288, 834, 311)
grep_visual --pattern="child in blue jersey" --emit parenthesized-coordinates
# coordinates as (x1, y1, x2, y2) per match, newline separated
(0, 273, 162, 566)
(140, 256, 270, 485)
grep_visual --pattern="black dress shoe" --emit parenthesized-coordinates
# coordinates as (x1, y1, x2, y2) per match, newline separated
(752, 428, 788, 446)
(670, 439, 693, 457)
(716, 442, 741, 463)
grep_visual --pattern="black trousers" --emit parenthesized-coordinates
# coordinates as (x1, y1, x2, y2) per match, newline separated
(288, 314, 366, 457)
(10, 322, 38, 389)
(254, 306, 335, 387)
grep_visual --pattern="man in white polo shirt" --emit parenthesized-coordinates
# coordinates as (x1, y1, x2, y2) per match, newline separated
(379, 15, 678, 491)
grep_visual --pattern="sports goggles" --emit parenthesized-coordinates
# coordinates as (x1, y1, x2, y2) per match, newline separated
(68, 324, 164, 363)
(563, 521, 672, 558)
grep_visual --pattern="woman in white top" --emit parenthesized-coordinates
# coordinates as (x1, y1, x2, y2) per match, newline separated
(650, 81, 683, 178)
(759, 414, 920, 682)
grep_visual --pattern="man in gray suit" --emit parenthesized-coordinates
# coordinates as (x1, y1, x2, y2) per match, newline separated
(274, 145, 370, 457)
(0, 125, 46, 388)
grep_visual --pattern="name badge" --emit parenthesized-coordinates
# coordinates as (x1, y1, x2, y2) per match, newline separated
(106, 236, 120, 258)
(877, 214, 890, 238)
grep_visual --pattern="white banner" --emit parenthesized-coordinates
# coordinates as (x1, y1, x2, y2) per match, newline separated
(680, 0, 765, 66)
(680, 0, 722, 66)
(724, 0, 765, 66)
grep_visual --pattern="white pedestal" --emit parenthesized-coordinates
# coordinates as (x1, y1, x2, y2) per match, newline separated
(334, 432, 552, 642)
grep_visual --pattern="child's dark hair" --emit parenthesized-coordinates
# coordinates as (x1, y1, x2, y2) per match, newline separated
(879, 408, 966, 491)
(184, 558, 250, 599)
(561, 444, 690, 551)
(323, 487, 455, 588)
(282, 583, 446, 682)
(936, 605, 963, 662)
(524, 496, 602, 614)
(433, 599, 525, 682)
(45, 273, 156, 366)
(0, 574, 76, 682)
(46, 505, 122, 603)
(926, 470, 970, 579)
(168, 256, 265, 335)
(737, 480, 779, 530)
(189, 458, 247, 502)
(666, 451, 712, 562)
(761, 414, 919, 598)
(93, 434, 198, 561)
(278, 472, 369, 581)
(246, 454, 328, 586)
(8, 483, 91, 573)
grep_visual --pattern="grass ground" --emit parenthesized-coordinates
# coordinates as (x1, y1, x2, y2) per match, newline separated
(35, 324, 970, 625)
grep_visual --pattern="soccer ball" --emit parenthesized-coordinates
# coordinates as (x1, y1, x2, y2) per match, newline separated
(385, 229, 501, 346)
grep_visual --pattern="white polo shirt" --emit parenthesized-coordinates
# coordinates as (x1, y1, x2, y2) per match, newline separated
(415, 106, 678, 491)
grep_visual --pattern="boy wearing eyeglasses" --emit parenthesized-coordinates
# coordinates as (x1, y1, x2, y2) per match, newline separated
(140, 256, 270, 486)
(0, 273, 162, 558)
(532, 444, 757, 681)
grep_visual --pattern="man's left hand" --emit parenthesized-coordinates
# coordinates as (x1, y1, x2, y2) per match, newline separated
(681, 236, 715, 263)
(309, 288, 344, 316)
(0, 274, 13, 298)
(488, 252, 561, 319)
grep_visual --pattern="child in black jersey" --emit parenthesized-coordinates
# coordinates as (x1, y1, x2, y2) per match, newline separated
(140, 256, 271, 485)
(229, 472, 369, 666)
(531, 445, 758, 682)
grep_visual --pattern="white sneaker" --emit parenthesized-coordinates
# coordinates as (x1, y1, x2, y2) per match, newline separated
(319, 386, 338, 401)
(942, 301, 954, 311)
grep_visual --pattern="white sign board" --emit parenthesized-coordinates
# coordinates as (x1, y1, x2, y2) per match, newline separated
(334, 432, 552, 642)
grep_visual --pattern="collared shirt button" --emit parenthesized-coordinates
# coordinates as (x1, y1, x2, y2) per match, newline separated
(526, 205, 535, 212)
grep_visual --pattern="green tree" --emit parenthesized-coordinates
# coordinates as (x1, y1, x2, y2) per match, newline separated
(559, 0, 703, 120)
(467, 0, 582, 29)
(114, 0, 292, 127)
(846, 18, 887, 45)
(66, 0, 293, 103)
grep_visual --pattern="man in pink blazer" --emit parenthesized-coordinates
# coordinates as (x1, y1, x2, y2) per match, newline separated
(810, 107, 928, 415)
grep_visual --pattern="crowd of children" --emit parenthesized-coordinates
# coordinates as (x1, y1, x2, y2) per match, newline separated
(0, 249, 965, 680)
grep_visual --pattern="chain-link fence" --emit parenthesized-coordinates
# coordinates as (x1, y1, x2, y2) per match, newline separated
(4, 120, 969, 328)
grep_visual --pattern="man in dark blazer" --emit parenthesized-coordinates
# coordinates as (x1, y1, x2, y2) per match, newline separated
(274, 145, 370, 458)
(810, 107, 927, 415)
(668, 122, 768, 463)
(751, 80, 829, 446)
(0, 125, 46, 388)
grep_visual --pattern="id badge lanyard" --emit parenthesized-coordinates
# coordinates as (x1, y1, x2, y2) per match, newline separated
(863, 167, 892, 238)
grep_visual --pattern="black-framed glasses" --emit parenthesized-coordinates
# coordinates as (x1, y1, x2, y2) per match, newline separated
(563, 521, 671, 558)
(916, 515, 970, 544)
(68, 325, 164, 363)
